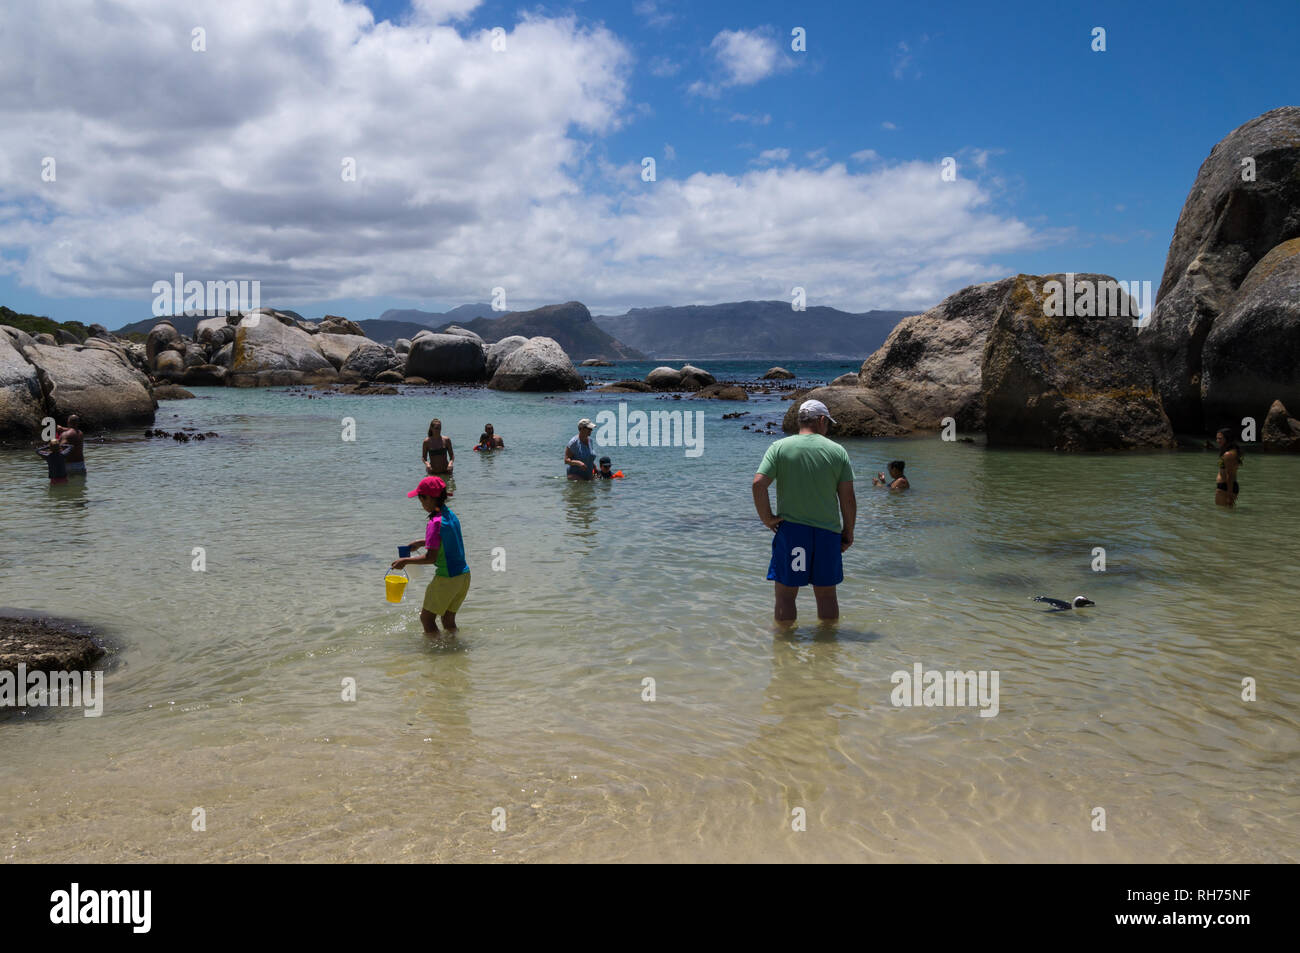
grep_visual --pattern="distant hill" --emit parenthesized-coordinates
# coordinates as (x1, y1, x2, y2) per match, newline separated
(378, 302, 498, 326)
(355, 319, 432, 344)
(593, 301, 916, 360)
(435, 301, 644, 361)
(1, 304, 91, 341)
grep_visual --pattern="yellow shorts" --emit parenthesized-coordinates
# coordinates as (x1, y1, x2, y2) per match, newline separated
(422, 572, 470, 614)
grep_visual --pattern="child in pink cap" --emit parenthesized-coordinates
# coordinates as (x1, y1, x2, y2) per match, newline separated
(393, 476, 470, 639)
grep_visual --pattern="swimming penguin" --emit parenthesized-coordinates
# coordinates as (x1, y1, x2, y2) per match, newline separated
(1031, 595, 1095, 612)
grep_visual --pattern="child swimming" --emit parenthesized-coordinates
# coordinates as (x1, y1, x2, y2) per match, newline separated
(872, 460, 910, 490)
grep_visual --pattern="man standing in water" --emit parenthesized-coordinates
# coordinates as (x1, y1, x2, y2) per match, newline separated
(751, 399, 856, 622)
(57, 415, 86, 477)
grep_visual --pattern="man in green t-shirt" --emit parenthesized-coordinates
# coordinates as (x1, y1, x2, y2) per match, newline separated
(751, 399, 856, 622)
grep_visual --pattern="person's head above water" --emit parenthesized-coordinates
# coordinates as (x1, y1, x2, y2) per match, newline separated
(484, 423, 494, 434)
(1216, 427, 1244, 461)
(888, 460, 905, 475)
(599, 456, 612, 469)
(428, 418, 442, 437)
(66, 415, 81, 429)
(577, 418, 594, 436)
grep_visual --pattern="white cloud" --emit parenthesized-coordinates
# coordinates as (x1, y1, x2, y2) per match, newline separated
(664, 144, 676, 161)
(851, 149, 880, 162)
(648, 55, 679, 77)
(882, 121, 898, 130)
(728, 112, 772, 125)
(0, 1, 1036, 314)
(634, 1, 674, 29)
(690, 28, 791, 97)
(751, 148, 791, 165)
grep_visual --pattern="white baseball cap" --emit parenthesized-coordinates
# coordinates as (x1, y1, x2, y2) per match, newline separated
(798, 399, 837, 424)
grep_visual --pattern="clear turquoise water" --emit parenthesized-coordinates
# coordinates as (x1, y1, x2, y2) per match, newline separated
(1, 363, 1296, 862)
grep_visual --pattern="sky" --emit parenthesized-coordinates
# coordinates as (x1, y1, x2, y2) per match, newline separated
(0, 0, 1296, 329)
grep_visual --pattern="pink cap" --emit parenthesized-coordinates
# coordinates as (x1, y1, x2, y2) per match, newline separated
(407, 476, 446, 498)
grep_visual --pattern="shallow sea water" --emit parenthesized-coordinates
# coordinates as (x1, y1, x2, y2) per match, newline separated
(1, 366, 1296, 862)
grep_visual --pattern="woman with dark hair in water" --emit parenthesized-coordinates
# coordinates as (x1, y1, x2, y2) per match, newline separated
(423, 418, 454, 475)
(1214, 428, 1242, 508)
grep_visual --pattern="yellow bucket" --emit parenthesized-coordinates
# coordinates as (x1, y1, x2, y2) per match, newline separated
(384, 567, 409, 603)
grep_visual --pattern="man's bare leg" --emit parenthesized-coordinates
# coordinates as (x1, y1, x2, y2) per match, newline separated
(813, 585, 839, 621)
(774, 582, 798, 622)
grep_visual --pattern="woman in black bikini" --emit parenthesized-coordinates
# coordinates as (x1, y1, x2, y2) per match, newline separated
(423, 418, 454, 475)
(1214, 427, 1242, 508)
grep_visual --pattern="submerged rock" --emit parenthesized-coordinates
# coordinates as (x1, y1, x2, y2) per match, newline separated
(691, 383, 748, 400)
(0, 613, 105, 674)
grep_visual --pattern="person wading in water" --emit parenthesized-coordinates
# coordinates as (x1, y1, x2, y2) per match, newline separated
(423, 418, 454, 476)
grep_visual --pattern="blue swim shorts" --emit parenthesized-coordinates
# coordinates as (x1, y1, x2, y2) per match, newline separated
(766, 520, 844, 587)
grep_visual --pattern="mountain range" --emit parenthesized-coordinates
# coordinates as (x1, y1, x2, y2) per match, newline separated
(111, 299, 920, 361)
(593, 301, 914, 360)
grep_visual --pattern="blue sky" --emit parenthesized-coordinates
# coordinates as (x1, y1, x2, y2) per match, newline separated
(0, 0, 1296, 330)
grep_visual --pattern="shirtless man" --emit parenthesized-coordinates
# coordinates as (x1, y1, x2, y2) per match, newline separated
(57, 415, 86, 477)
(423, 418, 454, 475)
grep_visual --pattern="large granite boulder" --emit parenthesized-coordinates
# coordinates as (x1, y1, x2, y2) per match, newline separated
(406, 333, 487, 382)
(485, 335, 528, 378)
(340, 344, 401, 382)
(1200, 238, 1300, 428)
(763, 367, 795, 380)
(195, 316, 228, 343)
(830, 373, 859, 387)
(228, 313, 335, 387)
(146, 321, 184, 367)
(679, 364, 715, 391)
(780, 385, 909, 437)
(1, 325, 37, 350)
(442, 325, 485, 345)
(860, 277, 1016, 431)
(212, 342, 234, 367)
(55, 328, 80, 346)
(180, 364, 227, 387)
(1261, 399, 1300, 450)
(488, 336, 584, 391)
(20, 342, 155, 430)
(316, 332, 375, 370)
(395, 338, 412, 355)
(153, 350, 185, 381)
(646, 366, 684, 390)
(1142, 106, 1300, 431)
(317, 315, 365, 336)
(982, 274, 1174, 450)
(0, 333, 45, 437)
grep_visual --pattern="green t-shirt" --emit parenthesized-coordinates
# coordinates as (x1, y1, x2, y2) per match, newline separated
(757, 433, 854, 532)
